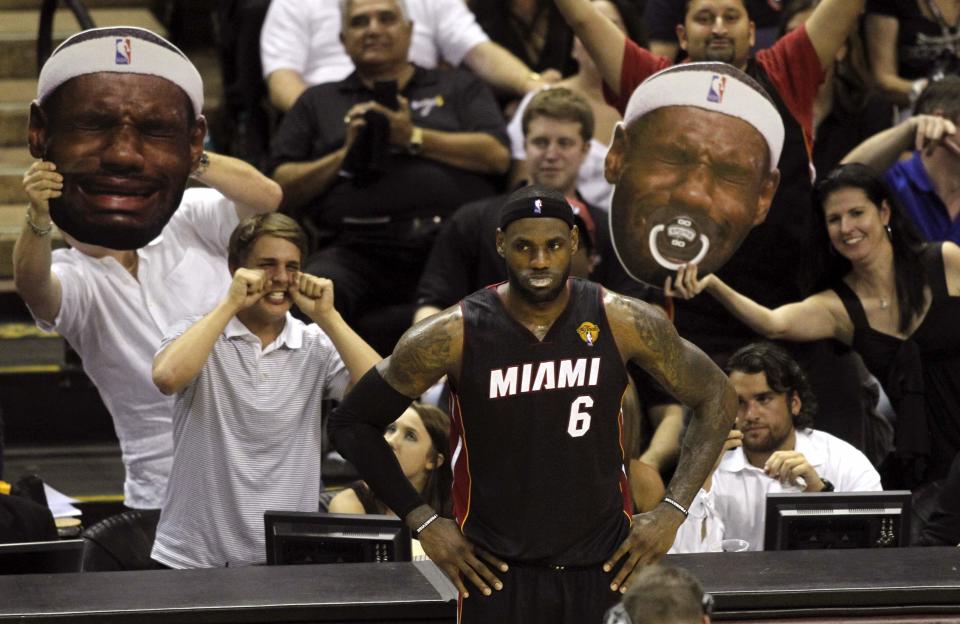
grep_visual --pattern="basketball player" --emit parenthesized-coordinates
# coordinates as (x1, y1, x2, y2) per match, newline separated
(328, 185, 736, 623)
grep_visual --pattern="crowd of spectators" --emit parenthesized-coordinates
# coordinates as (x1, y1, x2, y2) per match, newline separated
(6, 0, 960, 614)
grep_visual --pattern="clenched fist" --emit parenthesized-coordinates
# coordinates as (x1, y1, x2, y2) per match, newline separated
(290, 273, 335, 321)
(227, 268, 268, 311)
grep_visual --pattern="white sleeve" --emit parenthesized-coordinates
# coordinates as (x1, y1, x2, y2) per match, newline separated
(832, 442, 883, 492)
(171, 188, 240, 254)
(313, 330, 349, 402)
(260, 0, 311, 78)
(425, 0, 489, 66)
(40, 253, 90, 340)
(156, 315, 204, 357)
(667, 489, 724, 554)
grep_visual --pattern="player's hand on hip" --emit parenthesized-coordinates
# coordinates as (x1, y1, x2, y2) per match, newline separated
(228, 268, 267, 311)
(605, 506, 682, 593)
(290, 273, 334, 320)
(418, 517, 507, 598)
(23, 161, 62, 218)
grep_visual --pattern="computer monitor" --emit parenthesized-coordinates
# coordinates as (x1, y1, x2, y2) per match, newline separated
(264, 510, 412, 565)
(0, 539, 84, 575)
(764, 491, 911, 551)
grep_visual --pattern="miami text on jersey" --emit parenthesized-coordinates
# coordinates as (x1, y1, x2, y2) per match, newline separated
(488, 357, 601, 399)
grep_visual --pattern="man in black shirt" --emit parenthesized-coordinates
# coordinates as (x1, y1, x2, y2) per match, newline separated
(268, 0, 510, 349)
(329, 185, 735, 624)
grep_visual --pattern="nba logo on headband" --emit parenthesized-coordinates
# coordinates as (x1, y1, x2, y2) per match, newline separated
(707, 75, 726, 103)
(534, 198, 543, 214)
(115, 38, 132, 64)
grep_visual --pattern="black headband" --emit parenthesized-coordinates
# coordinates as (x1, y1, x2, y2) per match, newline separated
(498, 187, 575, 231)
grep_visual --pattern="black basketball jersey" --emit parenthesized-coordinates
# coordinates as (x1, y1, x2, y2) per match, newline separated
(451, 278, 631, 566)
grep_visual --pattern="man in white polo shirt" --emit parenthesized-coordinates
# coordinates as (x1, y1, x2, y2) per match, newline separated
(673, 342, 882, 552)
(150, 214, 380, 568)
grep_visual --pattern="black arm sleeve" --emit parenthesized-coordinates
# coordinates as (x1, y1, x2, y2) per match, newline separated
(327, 367, 424, 520)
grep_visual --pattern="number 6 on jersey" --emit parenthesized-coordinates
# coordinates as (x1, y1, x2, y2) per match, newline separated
(568, 395, 593, 437)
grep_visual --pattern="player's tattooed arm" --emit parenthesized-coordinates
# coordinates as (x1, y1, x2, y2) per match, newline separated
(607, 291, 736, 507)
(602, 292, 737, 592)
(379, 305, 464, 398)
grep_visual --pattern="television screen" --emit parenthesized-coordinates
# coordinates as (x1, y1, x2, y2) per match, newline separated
(264, 510, 412, 565)
(764, 491, 911, 551)
(0, 539, 84, 575)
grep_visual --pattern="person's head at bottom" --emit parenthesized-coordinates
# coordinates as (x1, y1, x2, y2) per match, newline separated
(605, 564, 713, 624)
(29, 27, 206, 250)
(496, 185, 579, 305)
(605, 62, 783, 285)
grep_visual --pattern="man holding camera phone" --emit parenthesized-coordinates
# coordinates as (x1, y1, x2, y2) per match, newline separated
(268, 0, 510, 349)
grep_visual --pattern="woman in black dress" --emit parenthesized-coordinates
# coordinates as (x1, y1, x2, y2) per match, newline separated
(667, 163, 960, 487)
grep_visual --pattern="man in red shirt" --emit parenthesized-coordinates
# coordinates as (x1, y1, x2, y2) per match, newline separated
(554, 0, 874, 449)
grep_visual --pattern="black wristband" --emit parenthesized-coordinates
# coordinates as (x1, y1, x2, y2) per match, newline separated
(327, 368, 423, 519)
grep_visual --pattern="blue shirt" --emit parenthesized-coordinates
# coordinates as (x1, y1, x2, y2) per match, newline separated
(885, 152, 960, 245)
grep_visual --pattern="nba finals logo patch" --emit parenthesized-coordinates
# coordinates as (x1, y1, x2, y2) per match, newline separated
(707, 75, 726, 103)
(115, 38, 132, 65)
(534, 198, 543, 215)
(577, 322, 600, 347)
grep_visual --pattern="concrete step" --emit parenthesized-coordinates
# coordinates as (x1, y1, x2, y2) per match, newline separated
(0, 147, 32, 203)
(0, 0, 154, 9)
(0, 80, 34, 147)
(0, 8, 167, 79)
(0, 102, 28, 149)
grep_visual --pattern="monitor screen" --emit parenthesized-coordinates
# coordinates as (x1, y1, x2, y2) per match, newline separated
(264, 510, 412, 565)
(0, 539, 84, 575)
(764, 491, 911, 551)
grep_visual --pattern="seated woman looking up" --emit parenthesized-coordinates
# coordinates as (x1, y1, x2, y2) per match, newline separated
(329, 403, 452, 517)
(666, 163, 960, 489)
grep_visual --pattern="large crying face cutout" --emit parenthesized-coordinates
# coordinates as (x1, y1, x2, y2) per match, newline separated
(606, 106, 776, 285)
(30, 73, 203, 250)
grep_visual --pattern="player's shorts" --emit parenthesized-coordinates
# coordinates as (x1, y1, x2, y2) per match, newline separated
(458, 561, 620, 624)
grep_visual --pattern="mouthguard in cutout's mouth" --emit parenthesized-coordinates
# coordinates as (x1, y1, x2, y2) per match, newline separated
(648, 216, 711, 270)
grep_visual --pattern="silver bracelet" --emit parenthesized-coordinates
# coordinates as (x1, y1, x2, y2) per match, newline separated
(661, 496, 689, 518)
(26, 213, 53, 237)
(414, 512, 440, 536)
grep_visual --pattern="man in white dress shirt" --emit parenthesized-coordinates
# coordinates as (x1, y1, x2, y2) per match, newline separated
(671, 342, 881, 552)
(15, 27, 282, 510)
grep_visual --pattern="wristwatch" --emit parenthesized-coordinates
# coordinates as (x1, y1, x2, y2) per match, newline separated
(819, 478, 835, 492)
(407, 126, 424, 156)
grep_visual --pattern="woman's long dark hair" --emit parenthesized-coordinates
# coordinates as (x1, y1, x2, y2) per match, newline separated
(411, 403, 453, 518)
(369, 402, 453, 517)
(813, 163, 928, 333)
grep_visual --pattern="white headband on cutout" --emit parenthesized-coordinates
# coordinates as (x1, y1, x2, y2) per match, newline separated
(623, 63, 784, 171)
(37, 26, 204, 116)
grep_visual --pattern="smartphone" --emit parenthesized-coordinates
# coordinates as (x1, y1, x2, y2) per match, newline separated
(372, 80, 399, 110)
